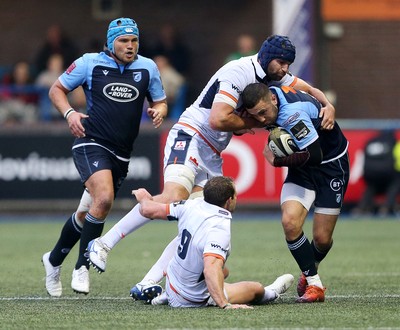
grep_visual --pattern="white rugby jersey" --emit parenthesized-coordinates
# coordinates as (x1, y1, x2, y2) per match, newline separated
(178, 54, 296, 153)
(166, 198, 232, 303)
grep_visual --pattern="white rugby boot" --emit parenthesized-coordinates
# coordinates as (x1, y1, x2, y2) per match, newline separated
(88, 238, 110, 273)
(42, 251, 62, 297)
(71, 266, 89, 294)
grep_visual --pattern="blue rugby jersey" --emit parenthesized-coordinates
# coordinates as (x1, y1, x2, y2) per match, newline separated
(270, 86, 348, 162)
(59, 52, 166, 158)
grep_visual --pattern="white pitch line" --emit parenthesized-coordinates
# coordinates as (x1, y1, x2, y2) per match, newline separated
(347, 272, 400, 277)
(329, 294, 400, 298)
(1, 294, 400, 301)
(0, 296, 132, 301)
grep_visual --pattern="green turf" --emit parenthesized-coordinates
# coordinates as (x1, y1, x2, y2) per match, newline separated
(0, 216, 399, 329)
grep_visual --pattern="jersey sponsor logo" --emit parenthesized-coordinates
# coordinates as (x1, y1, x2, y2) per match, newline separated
(290, 120, 310, 140)
(93, 60, 110, 65)
(218, 209, 229, 216)
(231, 84, 241, 93)
(103, 83, 139, 102)
(210, 242, 228, 253)
(172, 200, 186, 207)
(173, 140, 186, 150)
(282, 112, 300, 126)
(66, 62, 76, 74)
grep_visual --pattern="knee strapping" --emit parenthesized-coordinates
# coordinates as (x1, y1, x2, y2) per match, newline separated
(77, 189, 92, 214)
(164, 164, 195, 193)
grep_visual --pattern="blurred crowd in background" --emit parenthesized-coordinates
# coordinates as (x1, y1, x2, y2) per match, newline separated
(0, 23, 180, 125)
(0, 22, 258, 127)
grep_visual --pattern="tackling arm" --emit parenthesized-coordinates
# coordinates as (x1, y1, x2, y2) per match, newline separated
(209, 102, 264, 132)
(132, 188, 169, 220)
(292, 78, 335, 130)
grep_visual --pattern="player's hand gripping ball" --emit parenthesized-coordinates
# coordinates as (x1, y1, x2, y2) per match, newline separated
(268, 127, 299, 157)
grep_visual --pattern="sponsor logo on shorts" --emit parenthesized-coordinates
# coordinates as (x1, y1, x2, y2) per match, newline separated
(189, 156, 198, 167)
(330, 178, 343, 191)
(336, 193, 342, 203)
(103, 83, 139, 102)
(174, 141, 186, 150)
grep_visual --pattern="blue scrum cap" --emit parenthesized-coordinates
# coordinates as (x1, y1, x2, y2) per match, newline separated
(257, 35, 296, 73)
(106, 18, 139, 53)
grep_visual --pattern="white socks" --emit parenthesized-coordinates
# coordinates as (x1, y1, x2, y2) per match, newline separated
(306, 274, 324, 289)
(101, 204, 150, 249)
(261, 288, 278, 303)
(140, 236, 179, 285)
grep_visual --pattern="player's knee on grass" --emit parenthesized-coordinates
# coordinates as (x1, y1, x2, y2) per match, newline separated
(224, 281, 264, 304)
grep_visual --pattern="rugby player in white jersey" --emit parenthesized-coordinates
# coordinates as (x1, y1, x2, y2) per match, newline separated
(88, 35, 336, 301)
(132, 176, 294, 308)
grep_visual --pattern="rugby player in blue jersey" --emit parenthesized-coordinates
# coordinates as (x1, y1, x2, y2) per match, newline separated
(42, 18, 167, 297)
(242, 82, 350, 303)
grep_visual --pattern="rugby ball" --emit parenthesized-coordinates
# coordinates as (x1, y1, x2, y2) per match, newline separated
(268, 127, 298, 157)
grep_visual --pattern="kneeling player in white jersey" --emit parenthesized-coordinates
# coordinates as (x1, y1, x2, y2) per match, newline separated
(88, 35, 335, 301)
(132, 176, 294, 309)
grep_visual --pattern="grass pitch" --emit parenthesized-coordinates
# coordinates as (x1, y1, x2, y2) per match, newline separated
(0, 214, 399, 329)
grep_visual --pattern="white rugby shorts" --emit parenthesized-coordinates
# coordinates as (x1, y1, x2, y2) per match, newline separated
(163, 124, 223, 192)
